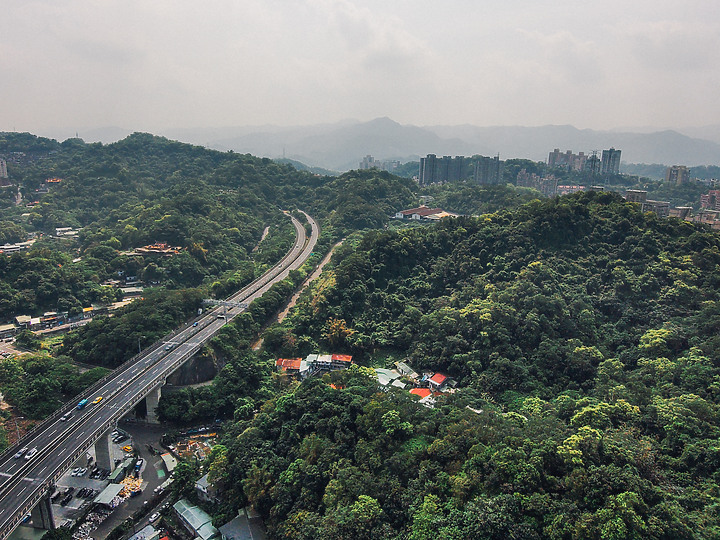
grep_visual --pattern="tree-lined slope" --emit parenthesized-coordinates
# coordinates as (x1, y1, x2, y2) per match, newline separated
(215, 191, 720, 539)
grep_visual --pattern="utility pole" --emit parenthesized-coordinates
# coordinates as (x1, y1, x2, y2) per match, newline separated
(13, 416, 23, 442)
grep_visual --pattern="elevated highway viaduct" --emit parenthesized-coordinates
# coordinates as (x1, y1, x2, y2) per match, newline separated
(0, 210, 318, 538)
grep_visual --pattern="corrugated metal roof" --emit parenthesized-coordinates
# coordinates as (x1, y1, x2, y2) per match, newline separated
(93, 483, 124, 506)
(174, 498, 218, 539)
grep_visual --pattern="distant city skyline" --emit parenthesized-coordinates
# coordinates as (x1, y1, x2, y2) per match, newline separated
(2, 0, 719, 136)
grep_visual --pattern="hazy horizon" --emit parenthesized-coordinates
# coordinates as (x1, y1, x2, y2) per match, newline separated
(3, 0, 720, 137)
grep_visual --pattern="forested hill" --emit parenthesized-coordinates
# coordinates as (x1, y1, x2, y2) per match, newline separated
(213, 191, 720, 538)
(4, 131, 418, 234)
(0, 133, 421, 318)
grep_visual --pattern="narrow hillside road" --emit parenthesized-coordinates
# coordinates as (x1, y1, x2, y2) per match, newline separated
(252, 240, 343, 350)
(251, 226, 270, 253)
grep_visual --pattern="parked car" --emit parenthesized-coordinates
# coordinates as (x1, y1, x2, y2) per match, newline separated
(148, 513, 160, 523)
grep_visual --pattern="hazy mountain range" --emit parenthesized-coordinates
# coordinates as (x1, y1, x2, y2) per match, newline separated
(70, 118, 720, 172)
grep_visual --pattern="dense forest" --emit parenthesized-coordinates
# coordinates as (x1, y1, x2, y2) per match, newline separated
(0, 354, 107, 419)
(206, 192, 720, 538)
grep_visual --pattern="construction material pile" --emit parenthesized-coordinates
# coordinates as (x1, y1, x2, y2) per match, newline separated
(120, 475, 143, 496)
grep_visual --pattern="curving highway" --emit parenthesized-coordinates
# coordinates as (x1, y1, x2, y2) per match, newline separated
(0, 211, 318, 539)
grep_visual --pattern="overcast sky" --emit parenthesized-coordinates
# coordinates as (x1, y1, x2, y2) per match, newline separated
(2, 0, 720, 136)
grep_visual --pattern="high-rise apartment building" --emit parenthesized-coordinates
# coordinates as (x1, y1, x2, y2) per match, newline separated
(601, 148, 621, 175)
(419, 154, 438, 185)
(449, 156, 466, 182)
(438, 156, 452, 183)
(665, 165, 689, 185)
(584, 153, 601, 175)
(473, 155, 503, 185)
(0, 159, 9, 187)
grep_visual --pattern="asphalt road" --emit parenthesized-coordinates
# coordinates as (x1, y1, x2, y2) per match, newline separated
(0, 211, 318, 539)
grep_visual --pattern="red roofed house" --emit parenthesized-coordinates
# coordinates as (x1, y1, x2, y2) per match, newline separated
(411, 207, 444, 220)
(409, 388, 432, 399)
(276, 358, 302, 373)
(395, 206, 425, 219)
(428, 372, 448, 390)
(331, 354, 353, 369)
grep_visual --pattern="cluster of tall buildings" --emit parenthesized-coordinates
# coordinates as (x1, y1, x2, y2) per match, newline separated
(517, 169, 559, 196)
(418, 154, 503, 186)
(517, 169, 604, 197)
(547, 147, 621, 175)
(359, 155, 401, 172)
(547, 149, 591, 171)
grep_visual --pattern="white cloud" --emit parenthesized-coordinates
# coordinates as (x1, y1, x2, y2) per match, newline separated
(1, 0, 719, 132)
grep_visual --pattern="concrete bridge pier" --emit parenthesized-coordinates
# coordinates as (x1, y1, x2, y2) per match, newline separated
(145, 386, 162, 424)
(94, 429, 114, 471)
(30, 493, 55, 530)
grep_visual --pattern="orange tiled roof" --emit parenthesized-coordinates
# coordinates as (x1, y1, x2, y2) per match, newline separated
(409, 388, 432, 399)
(429, 373, 447, 385)
(276, 358, 302, 370)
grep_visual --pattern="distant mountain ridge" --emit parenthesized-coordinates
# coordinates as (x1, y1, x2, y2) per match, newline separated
(197, 119, 720, 170)
(52, 118, 720, 171)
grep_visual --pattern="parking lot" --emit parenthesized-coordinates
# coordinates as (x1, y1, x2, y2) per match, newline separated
(49, 428, 136, 527)
(83, 423, 168, 539)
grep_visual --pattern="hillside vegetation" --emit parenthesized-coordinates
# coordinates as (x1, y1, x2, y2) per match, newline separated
(0, 133, 421, 429)
(215, 191, 720, 538)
